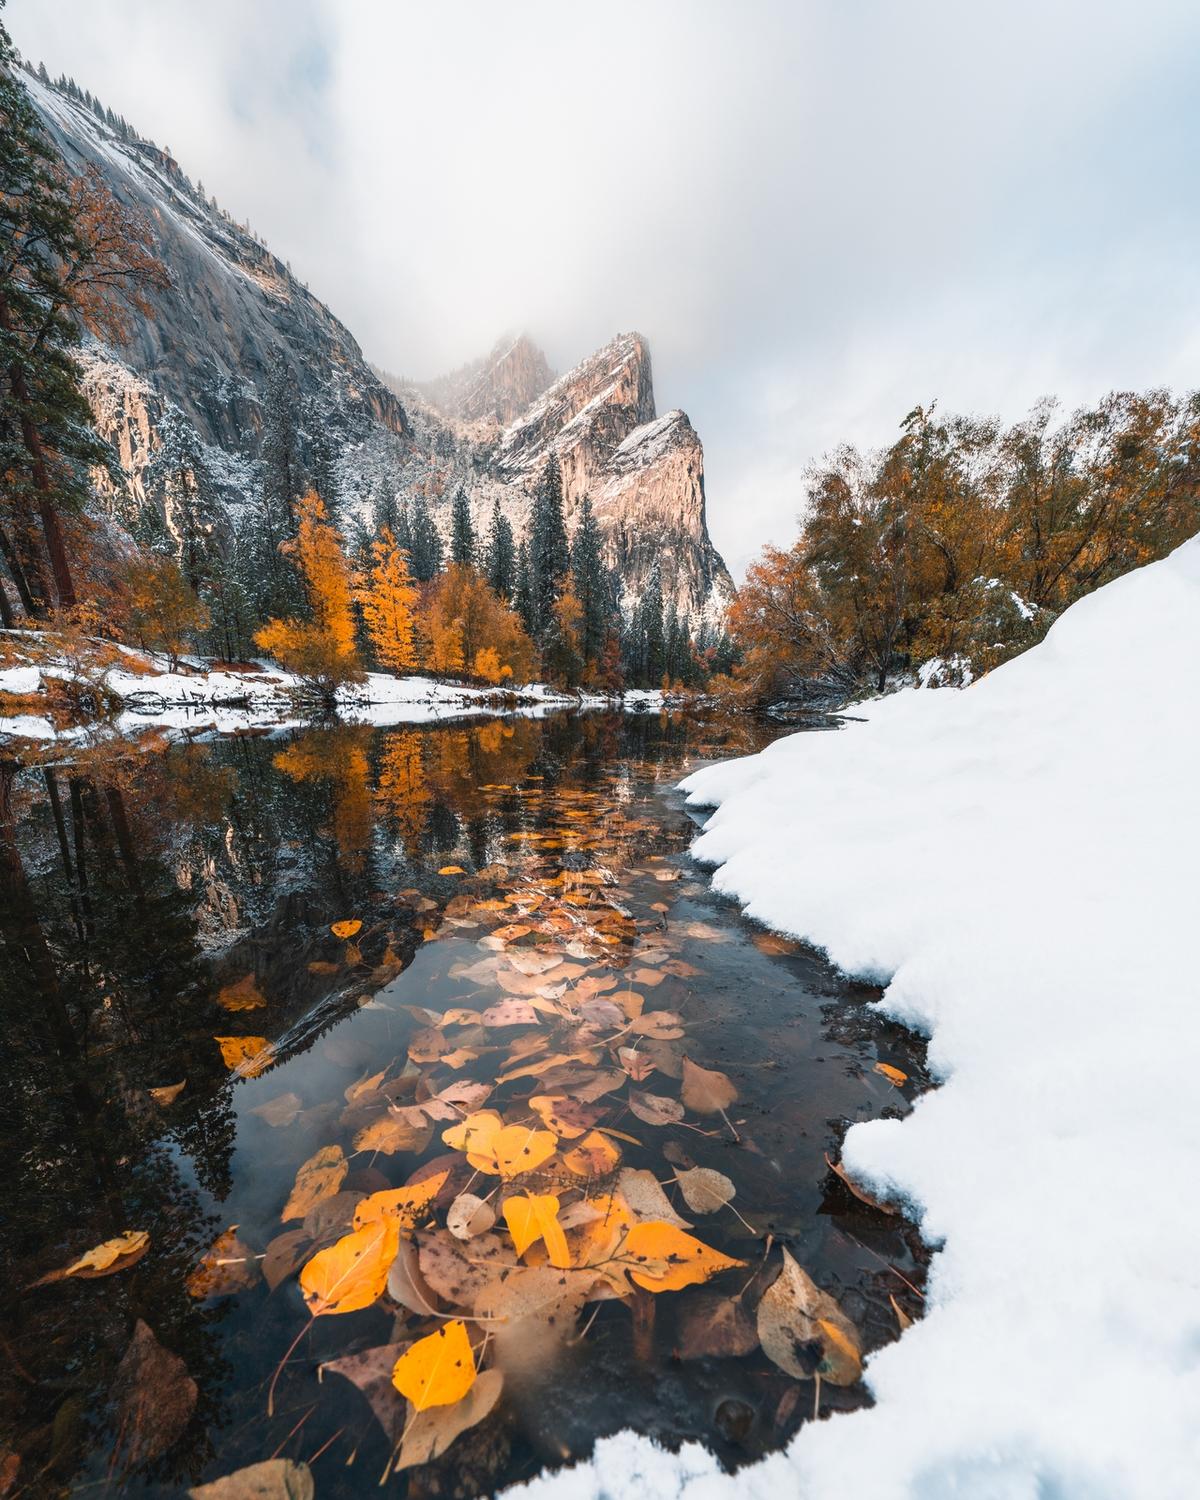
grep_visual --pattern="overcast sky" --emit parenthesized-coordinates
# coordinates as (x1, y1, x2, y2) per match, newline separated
(10, 0, 1200, 577)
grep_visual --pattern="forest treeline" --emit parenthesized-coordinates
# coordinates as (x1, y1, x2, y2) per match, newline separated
(725, 393, 1200, 700)
(0, 31, 723, 699)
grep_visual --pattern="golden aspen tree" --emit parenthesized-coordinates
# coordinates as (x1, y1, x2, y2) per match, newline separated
(357, 526, 420, 673)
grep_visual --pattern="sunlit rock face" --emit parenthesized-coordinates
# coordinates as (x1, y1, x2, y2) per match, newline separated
(30, 76, 732, 623)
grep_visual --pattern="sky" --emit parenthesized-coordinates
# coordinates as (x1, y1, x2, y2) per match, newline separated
(10, 0, 1200, 579)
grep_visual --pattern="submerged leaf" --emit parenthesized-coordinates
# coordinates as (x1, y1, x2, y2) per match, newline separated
(187, 1226, 260, 1299)
(396, 1368, 503, 1470)
(676, 1291, 759, 1360)
(874, 1062, 908, 1086)
(391, 1320, 476, 1411)
(250, 1092, 302, 1128)
(217, 975, 267, 1012)
(215, 1035, 272, 1075)
(562, 1130, 621, 1178)
(680, 1056, 738, 1115)
(112, 1320, 198, 1466)
(323, 1341, 409, 1445)
(148, 1081, 186, 1107)
(616, 1168, 691, 1228)
(628, 1091, 685, 1127)
(188, 1459, 313, 1499)
(331, 919, 363, 938)
(756, 1248, 862, 1385)
(281, 1145, 347, 1222)
(675, 1167, 737, 1215)
(299, 1218, 399, 1316)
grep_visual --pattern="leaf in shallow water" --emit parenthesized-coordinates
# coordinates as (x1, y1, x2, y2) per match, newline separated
(756, 1248, 862, 1385)
(217, 974, 266, 1012)
(417, 1228, 507, 1307)
(31, 1229, 150, 1286)
(437, 865, 466, 876)
(186, 1226, 260, 1298)
(148, 1081, 186, 1106)
(391, 1320, 476, 1411)
(890, 1293, 914, 1331)
(407, 1025, 451, 1064)
(616, 1168, 691, 1228)
(874, 1062, 908, 1086)
(352, 1172, 447, 1230)
(680, 1056, 738, 1115)
(674, 1167, 738, 1216)
(281, 1145, 347, 1222)
(387, 1234, 442, 1315)
(562, 1130, 621, 1178)
(300, 1218, 399, 1316)
(631, 967, 664, 988)
(214, 1035, 272, 1074)
(353, 1115, 434, 1156)
(617, 1046, 656, 1082)
(322, 1342, 409, 1444)
(529, 1093, 604, 1140)
(396, 1367, 503, 1470)
(676, 1291, 759, 1360)
(446, 1192, 497, 1240)
(493, 1124, 558, 1177)
(503, 1193, 571, 1268)
(628, 1010, 685, 1039)
(262, 1228, 310, 1290)
(628, 1091, 685, 1127)
(250, 1091, 302, 1128)
(823, 1152, 898, 1214)
(303, 1190, 363, 1241)
(481, 998, 540, 1027)
(112, 1319, 198, 1465)
(187, 1459, 313, 1499)
(621, 1222, 745, 1293)
(330, 919, 362, 939)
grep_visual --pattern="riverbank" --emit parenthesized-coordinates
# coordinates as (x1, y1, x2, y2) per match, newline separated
(509, 535, 1200, 1499)
(0, 638, 669, 744)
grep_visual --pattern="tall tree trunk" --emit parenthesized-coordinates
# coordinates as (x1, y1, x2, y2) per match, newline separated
(43, 769, 85, 944)
(69, 776, 95, 942)
(0, 518, 47, 619)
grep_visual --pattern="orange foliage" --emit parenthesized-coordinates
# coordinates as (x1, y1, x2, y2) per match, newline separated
(357, 526, 420, 673)
(424, 564, 536, 684)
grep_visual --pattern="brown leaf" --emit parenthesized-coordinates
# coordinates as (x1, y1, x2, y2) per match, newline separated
(628, 1010, 685, 1039)
(217, 974, 266, 1012)
(417, 1228, 508, 1308)
(112, 1320, 197, 1466)
(617, 1168, 691, 1228)
(481, 998, 540, 1027)
(446, 1192, 497, 1240)
(148, 1081, 186, 1107)
(823, 1152, 897, 1215)
(186, 1227, 260, 1299)
(628, 1091, 685, 1127)
(756, 1248, 862, 1385)
(890, 1293, 914, 1331)
(303, 1191, 364, 1242)
(188, 1458, 313, 1499)
(250, 1092, 302, 1128)
(387, 1235, 443, 1317)
(262, 1229, 310, 1291)
(676, 1291, 759, 1360)
(562, 1130, 621, 1178)
(680, 1056, 738, 1115)
(474, 1267, 594, 1376)
(529, 1093, 604, 1140)
(281, 1145, 347, 1222)
(674, 1167, 736, 1215)
(617, 1046, 656, 1082)
(396, 1367, 503, 1470)
(354, 1115, 434, 1156)
(322, 1342, 409, 1445)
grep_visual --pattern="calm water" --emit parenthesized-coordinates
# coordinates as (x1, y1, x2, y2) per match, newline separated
(0, 711, 927, 1497)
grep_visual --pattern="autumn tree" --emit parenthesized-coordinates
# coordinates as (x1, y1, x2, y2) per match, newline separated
(254, 491, 363, 697)
(356, 525, 420, 674)
(423, 563, 537, 684)
(117, 552, 210, 669)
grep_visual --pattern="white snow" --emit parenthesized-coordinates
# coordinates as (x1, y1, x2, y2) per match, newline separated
(506, 536, 1200, 1499)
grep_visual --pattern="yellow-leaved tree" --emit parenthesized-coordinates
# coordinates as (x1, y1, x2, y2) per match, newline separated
(424, 563, 537, 684)
(255, 491, 362, 698)
(357, 526, 420, 674)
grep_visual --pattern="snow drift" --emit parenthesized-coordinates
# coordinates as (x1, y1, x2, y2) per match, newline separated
(508, 536, 1200, 1498)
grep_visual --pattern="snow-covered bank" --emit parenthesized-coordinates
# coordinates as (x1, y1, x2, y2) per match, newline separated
(510, 538, 1200, 1500)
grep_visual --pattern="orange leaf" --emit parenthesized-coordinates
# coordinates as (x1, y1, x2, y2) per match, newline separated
(562, 1130, 621, 1178)
(217, 974, 266, 1012)
(502, 1194, 571, 1268)
(874, 1062, 908, 1086)
(437, 866, 466, 877)
(300, 1218, 399, 1316)
(391, 1320, 476, 1411)
(281, 1145, 347, 1222)
(214, 1035, 272, 1075)
(621, 1221, 745, 1293)
(331, 919, 362, 939)
(352, 1172, 448, 1231)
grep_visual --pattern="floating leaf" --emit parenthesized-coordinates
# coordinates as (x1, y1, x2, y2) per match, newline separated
(303, 1191, 363, 1241)
(262, 1229, 310, 1291)
(676, 1291, 759, 1360)
(112, 1319, 197, 1466)
(675, 1167, 737, 1215)
(387, 1236, 442, 1317)
(148, 1081, 186, 1107)
(629, 1010, 684, 1039)
(353, 1115, 433, 1156)
(31, 1230, 150, 1286)
(823, 1152, 897, 1215)
(331, 919, 362, 938)
(446, 1193, 496, 1240)
(481, 998, 540, 1027)
(474, 1267, 594, 1372)
(529, 1093, 604, 1140)
(503, 1194, 570, 1268)
(618, 1046, 655, 1082)
(628, 1091, 684, 1127)
(215, 1036, 272, 1075)
(437, 865, 466, 877)
(322, 1342, 408, 1445)
(562, 1130, 621, 1178)
(631, 967, 664, 988)
(417, 1229, 508, 1307)
(396, 1368, 503, 1470)
(188, 1459, 313, 1499)
(756, 1248, 862, 1385)
(616, 1168, 691, 1228)
(299, 1218, 399, 1316)
(621, 1222, 745, 1293)
(890, 1293, 914, 1331)
(251, 1092, 302, 1128)
(217, 974, 266, 1012)
(391, 1320, 476, 1411)
(493, 1124, 558, 1177)
(680, 1056, 738, 1114)
(187, 1226, 260, 1299)
(874, 1062, 908, 1086)
(352, 1172, 447, 1231)
(281, 1145, 347, 1222)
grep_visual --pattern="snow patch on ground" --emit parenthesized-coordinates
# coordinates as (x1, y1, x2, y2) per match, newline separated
(506, 537, 1200, 1500)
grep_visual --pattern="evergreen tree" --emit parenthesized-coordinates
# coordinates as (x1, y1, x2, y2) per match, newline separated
(254, 365, 306, 620)
(528, 453, 569, 640)
(514, 539, 535, 638)
(393, 499, 414, 557)
(569, 493, 609, 666)
(307, 419, 341, 526)
(626, 568, 665, 686)
(484, 498, 516, 600)
(374, 489, 399, 539)
(450, 486, 475, 567)
(407, 493, 443, 582)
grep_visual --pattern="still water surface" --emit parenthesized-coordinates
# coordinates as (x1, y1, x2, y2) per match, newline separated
(0, 711, 927, 1496)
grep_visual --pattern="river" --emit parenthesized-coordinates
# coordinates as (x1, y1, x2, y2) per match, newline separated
(0, 709, 928, 1497)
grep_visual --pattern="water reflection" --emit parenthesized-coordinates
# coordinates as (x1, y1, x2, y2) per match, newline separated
(0, 711, 926, 1497)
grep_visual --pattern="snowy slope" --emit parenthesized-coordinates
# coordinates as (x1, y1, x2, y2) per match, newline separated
(507, 536, 1200, 1498)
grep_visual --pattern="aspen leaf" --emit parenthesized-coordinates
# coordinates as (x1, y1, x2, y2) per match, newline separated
(217, 974, 266, 1011)
(446, 1192, 496, 1240)
(299, 1218, 399, 1316)
(188, 1459, 313, 1500)
(631, 967, 664, 988)
(756, 1248, 862, 1385)
(281, 1145, 347, 1222)
(353, 1115, 433, 1156)
(529, 1093, 603, 1140)
(112, 1319, 197, 1465)
(391, 1320, 476, 1411)
(262, 1229, 309, 1291)
(417, 1229, 507, 1307)
(474, 1267, 594, 1370)
(493, 1124, 558, 1177)
(387, 1235, 443, 1316)
(677, 1290, 759, 1359)
(503, 1194, 571, 1268)
(330, 919, 362, 939)
(890, 1293, 914, 1331)
(621, 1222, 744, 1293)
(481, 998, 539, 1027)
(149, 1081, 186, 1106)
(618, 1046, 656, 1082)
(442, 1109, 504, 1168)
(437, 865, 466, 876)
(874, 1062, 908, 1086)
(562, 1130, 621, 1178)
(681, 1056, 738, 1114)
(675, 1167, 737, 1214)
(823, 1152, 897, 1215)
(628, 1091, 685, 1127)
(186, 1226, 260, 1298)
(250, 1092, 302, 1128)
(215, 1035, 272, 1074)
(396, 1367, 503, 1470)
(352, 1171, 448, 1230)
(629, 1010, 684, 1039)
(617, 1168, 691, 1228)
(322, 1342, 408, 1445)
(31, 1229, 150, 1286)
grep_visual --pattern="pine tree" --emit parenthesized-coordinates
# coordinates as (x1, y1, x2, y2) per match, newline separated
(307, 420, 341, 527)
(484, 498, 516, 600)
(528, 453, 569, 640)
(514, 539, 535, 638)
(450, 486, 475, 567)
(374, 489, 399, 539)
(392, 498, 413, 556)
(569, 493, 609, 667)
(357, 526, 419, 674)
(408, 493, 443, 582)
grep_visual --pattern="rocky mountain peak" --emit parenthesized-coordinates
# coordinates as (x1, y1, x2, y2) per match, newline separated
(418, 335, 554, 428)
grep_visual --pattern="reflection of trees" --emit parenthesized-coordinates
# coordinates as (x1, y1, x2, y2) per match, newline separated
(274, 726, 374, 879)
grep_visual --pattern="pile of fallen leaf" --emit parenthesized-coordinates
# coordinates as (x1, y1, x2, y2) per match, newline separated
(183, 781, 870, 1478)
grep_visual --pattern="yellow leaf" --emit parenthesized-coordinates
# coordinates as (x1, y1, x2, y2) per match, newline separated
(874, 1062, 908, 1086)
(331, 919, 362, 938)
(492, 1124, 557, 1178)
(562, 1130, 621, 1178)
(353, 1115, 432, 1156)
(437, 865, 466, 876)
(31, 1230, 150, 1287)
(503, 1194, 571, 1268)
(216, 974, 266, 1012)
(215, 1035, 272, 1074)
(442, 1109, 503, 1170)
(352, 1172, 448, 1230)
(391, 1320, 476, 1411)
(281, 1145, 347, 1222)
(300, 1218, 399, 1316)
(621, 1222, 745, 1293)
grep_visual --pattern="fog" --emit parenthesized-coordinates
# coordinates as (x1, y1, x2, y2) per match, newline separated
(11, 0, 1200, 576)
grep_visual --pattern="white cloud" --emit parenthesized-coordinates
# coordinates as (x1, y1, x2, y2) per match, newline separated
(10, 0, 1200, 579)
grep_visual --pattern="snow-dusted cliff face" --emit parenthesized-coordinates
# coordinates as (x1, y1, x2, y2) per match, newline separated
(30, 75, 733, 624)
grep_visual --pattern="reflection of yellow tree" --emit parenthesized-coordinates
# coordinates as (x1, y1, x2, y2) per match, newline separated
(274, 728, 372, 874)
(375, 731, 430, 853)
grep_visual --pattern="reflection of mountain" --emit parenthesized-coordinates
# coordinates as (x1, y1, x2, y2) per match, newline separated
(27, 73, 733, 625)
